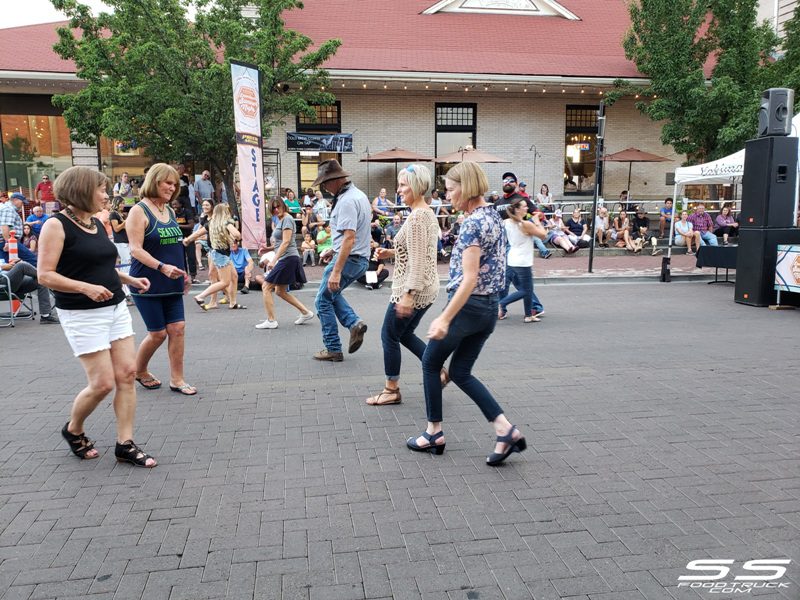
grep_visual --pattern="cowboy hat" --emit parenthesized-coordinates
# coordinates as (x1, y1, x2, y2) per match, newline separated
(312, 159, 350, 187)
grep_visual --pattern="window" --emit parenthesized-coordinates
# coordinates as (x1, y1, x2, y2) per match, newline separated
(564, 104, 599, 196)
(0, 114, 72, 200)
(99, 137, 152, 190)
(435, 103, 477, 190)
(296, 102, 342, 193)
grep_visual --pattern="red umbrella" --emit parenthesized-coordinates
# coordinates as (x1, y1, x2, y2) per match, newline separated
(602, 147, 671, 193)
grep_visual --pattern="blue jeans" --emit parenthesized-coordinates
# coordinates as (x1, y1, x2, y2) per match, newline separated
(533, 237, 550, 257)
(422, 294, 503, 423)
(381, 302, 430, 381)
(0, 242, 37, 267)
(699, 231, 718, 246)
(499, 266, 533, 316)
(314, 254, 368, 352)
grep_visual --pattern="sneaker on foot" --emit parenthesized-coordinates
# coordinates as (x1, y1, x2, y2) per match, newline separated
(294, 311, 315, 325)
(531, 310, 545, 318)
(313, 349, 344, 362)
(255, 319, 278, 329)
(240, 287, 249, 294)
(543, 251, 553, 259)
(40, 314, 60, 324)
(348, 321, 368, 354)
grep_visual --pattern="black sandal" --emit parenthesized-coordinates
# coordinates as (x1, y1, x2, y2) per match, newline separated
(61, 422, 98, 460)
(230, 303, 247, 309)
(486, 425, 527, 466)
(115, 440, 157, 468)
(406, 431, 446, 455)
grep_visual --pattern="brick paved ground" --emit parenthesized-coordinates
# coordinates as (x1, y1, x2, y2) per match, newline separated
(1, 279, 798, 599)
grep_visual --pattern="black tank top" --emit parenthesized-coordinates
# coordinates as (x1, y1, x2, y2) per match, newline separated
(53, 213, 125, 310)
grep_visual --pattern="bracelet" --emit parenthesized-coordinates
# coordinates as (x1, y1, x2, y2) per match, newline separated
(156, 262, 164, 272)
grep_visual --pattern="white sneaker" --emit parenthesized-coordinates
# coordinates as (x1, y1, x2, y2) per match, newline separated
(255, 319, 278, 329)
(294, 311, 315, 325)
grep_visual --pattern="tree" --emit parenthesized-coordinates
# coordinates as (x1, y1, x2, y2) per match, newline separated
(51, 0, 340, 213)
(614, 0, 778, 164)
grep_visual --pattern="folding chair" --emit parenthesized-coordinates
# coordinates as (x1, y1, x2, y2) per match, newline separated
(0, 271, 37, 327)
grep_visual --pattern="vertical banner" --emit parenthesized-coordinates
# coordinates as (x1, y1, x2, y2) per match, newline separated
(230, 60, 266, 250)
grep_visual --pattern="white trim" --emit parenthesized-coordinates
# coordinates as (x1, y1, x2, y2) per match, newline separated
(327, 69, 650, 86)
(0, 70, 81, 82)
(422, 0, 580, 20)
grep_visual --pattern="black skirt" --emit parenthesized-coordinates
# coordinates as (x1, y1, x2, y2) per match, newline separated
(265, 254, 307, 286)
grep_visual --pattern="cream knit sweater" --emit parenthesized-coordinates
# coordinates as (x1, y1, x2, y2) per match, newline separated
(390, 207, 441, 309)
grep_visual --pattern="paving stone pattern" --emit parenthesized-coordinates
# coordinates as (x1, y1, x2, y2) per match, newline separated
(1, 281, 798, 599)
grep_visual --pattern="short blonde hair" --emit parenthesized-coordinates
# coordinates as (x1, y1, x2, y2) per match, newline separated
(445, 161, 488, 202)
(398, 164, 431, 200)
(140, 163, 180, 202)
(53, 166, 108, 212)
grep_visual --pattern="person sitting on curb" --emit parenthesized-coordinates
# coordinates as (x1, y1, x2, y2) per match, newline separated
(674, 210, 702, 255)
(659, 198, 673, 238)
(687, 203, 718, 246)
(301, 233, 317, 266)
(545, 209, 578, 254)
(229, 239, 254, 293)
(564, 208, 592, 248)
(631, 206, 662, 256)
(594, 206, 611, 247)
(611, 209, 633, 250)
(357, 241, 390, 289)
(714, 203, 739, 246)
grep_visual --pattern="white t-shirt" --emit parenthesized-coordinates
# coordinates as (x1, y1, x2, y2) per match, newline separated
(504, 219, 534, 267)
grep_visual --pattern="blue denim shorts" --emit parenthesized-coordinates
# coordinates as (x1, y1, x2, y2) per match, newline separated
(131, 294, 185, 332)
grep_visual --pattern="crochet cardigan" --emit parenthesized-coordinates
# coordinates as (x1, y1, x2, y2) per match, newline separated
(390, 208, 441, 308)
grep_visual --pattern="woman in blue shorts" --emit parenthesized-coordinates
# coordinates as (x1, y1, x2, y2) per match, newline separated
(127, 163, 196, 396)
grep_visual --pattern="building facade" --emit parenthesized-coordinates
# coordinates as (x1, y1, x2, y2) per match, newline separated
(1, 0, 682, 203)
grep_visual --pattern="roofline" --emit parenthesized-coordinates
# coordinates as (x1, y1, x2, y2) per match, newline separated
(327, 69, 651, 86)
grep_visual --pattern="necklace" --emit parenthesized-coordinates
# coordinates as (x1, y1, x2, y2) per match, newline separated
(65, 206, 96, 230)
(150, 200, 168, 216)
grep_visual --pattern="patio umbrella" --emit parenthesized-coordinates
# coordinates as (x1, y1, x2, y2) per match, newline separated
(602, 147, 671, 195)
(435, 147, 510, 163)
(359, 148, 434, 163)
(360, 147, 434, 197)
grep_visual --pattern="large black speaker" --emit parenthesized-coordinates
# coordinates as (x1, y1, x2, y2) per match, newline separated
(758, 88, 794, 137)
(739, 136, 798, 228)
(734, 227, 800, 306)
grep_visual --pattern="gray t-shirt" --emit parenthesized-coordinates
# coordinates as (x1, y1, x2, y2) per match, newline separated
(271, 215, 300, 261)
(330, 183, 372, 259)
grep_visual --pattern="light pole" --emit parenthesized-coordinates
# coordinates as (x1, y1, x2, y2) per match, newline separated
(529, 144, 541, 191)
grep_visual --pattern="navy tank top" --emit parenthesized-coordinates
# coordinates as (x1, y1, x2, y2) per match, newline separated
(129, 202, 185, 296)
(52, 213, 125, 310)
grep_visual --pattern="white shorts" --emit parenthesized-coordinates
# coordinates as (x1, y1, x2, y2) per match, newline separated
(57, 301, 134, 357)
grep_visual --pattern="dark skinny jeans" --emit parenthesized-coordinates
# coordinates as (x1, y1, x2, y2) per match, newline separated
(421, 293, 503, 423)
(381, 302, 431, 381)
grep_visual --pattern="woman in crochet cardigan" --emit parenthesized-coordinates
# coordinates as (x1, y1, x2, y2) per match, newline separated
(365, 164, 441, 406)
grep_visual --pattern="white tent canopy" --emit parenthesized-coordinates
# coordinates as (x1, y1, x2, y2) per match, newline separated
(674, 112, 800, 186)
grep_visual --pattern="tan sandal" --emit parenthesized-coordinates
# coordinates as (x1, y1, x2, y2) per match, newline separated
(366, 387, 402, 405)
(440, 368, 450, 389)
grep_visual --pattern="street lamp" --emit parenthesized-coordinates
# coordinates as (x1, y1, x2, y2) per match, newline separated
(529, 144, 541, 190)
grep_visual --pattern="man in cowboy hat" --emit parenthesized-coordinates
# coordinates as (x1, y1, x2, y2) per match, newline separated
(311, 159, 372, 361)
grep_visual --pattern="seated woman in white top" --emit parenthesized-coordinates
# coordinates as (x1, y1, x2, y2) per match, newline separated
(674, 210, 702, 255)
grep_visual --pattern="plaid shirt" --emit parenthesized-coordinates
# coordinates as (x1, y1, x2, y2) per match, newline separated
(687, 211, 713, 233)
(0, 202, 23, 244)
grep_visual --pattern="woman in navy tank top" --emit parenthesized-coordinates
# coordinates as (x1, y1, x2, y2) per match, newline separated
(127, 164, 196, 396)
(37, 166, 157, 467)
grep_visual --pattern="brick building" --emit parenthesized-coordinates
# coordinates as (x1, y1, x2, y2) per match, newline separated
(0, 0, 681, 203)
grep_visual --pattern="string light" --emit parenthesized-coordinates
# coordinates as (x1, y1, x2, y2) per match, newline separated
(362, 83, 367, 88)
(383, 84, 387, 89)
(542, 88, 546, 93)
(425, 84, 429, 89)
(444, 85, 448, 90)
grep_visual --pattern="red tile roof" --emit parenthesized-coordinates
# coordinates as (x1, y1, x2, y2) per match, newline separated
(0, 21, 75, 73)
(283, 0, 642, 78)
(0, 1, 640, 78)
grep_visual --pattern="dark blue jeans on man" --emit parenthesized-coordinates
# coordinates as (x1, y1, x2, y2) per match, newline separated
(314, 254, 368, 353)
(381, 302, 431, 381)
(421, 293, 504, 423)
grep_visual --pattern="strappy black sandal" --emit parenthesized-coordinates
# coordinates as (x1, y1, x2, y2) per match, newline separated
(115, 440, 157, 468)
(61, 422, 98, 460)
(406, 431, 446, 455)
(486, 425, 527, 466)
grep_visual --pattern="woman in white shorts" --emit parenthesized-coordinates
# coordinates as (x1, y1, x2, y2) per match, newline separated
(37, 166, 157, 468)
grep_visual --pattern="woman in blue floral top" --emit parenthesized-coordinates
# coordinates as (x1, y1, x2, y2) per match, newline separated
(406, 161, 528, 466)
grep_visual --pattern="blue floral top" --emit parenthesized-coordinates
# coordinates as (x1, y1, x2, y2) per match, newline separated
(447, 205, 507, 294)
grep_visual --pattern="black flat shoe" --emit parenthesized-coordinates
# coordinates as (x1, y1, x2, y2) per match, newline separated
(487, 425, 527, 466)
(406, 431, 446, 455)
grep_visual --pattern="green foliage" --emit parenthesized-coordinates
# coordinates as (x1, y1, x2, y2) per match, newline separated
(51, 0, 340, 195)
(617, 0, 781, 164)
